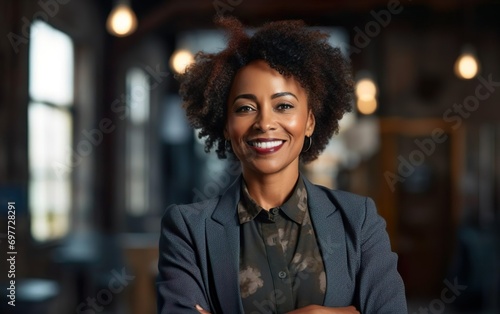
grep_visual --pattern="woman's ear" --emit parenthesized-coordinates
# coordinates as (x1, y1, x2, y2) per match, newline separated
(306, 110, 316, 137)
(223, 126, 229, 140)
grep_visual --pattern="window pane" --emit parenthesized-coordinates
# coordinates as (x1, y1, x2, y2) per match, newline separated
(29, 179, 70, 240)
(29, 20, 74, 106)
(29, 103, 73, 178)
(127, 68, 150, 124)
(126, 68, 150, 215)
(29, 103, 72, 241)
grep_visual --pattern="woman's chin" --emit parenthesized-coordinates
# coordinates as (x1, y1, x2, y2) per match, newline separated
(241, 159, 300, 178)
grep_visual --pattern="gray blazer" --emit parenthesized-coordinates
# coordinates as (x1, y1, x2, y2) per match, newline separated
(157, 175, 407, 313)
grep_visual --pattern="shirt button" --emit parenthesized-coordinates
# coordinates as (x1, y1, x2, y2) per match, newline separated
(271, 208, 279, 215)
(278, 271, 287, 279)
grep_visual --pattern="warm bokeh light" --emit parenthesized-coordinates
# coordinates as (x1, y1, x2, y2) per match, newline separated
(106, 4, 138, 37)
(454, 52, 479, 79)
(170, 49, 195, 74)
(357, 98, 377, 115)
(355, 77, 378, 115)
(355, 78, 377, 101)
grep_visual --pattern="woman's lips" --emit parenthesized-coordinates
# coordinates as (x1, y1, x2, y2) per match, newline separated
(247, 139, 285, 154)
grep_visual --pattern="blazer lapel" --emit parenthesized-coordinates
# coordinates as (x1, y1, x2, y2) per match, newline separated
(206, 175, 244, 313)
(304, 178, 356, 306)
(206, 175, 355, 311)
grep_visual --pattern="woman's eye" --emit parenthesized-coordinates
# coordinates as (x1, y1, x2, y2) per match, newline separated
(235, 105, 254, 113)
(276, 103, 293, 110)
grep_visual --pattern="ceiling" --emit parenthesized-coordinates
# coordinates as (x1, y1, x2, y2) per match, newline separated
(99, 0, 499, 38)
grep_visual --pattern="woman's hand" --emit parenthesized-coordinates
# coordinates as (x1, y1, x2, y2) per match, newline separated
(286, 305, 360, 314)
(195, 304, 211, 314)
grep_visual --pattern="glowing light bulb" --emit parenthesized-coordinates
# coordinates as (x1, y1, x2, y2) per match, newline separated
(106, 4, 138, 37)
(170, 49, 195, 74)
(454, 52, 479, 79)
(355, 78, 377, 101)
(357, 98, 377, 115)
(355, 76, 378, 115)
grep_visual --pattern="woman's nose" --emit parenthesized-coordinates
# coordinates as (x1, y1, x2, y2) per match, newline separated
(254, 106, 277, 132)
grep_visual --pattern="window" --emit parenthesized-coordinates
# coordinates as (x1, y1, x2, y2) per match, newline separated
(125, 68, 150, 216)
(28, 21, 74, 241)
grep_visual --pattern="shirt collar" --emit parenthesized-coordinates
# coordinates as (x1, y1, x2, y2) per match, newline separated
(237, 174, 308, 224)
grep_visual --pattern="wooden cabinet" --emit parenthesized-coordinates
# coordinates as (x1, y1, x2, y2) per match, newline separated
(377, 118, 464, 298)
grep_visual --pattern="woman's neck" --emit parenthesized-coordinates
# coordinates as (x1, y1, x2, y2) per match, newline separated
(242, 168, 299, 211)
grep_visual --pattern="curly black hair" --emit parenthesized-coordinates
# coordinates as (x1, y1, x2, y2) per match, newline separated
(177, 17, 354, 163)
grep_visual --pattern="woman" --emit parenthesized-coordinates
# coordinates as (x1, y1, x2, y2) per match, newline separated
(157, 17, 407, 314)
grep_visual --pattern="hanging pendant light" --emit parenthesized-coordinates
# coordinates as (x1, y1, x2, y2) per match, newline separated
(169, 49, 195, 74)
(454, 44, 480, 80)
(355, 75, 378, 115)
(106, 0, 138, 37)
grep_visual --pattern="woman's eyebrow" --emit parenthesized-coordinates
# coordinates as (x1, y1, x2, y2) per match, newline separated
(232, 92, 298, 104)
(271, 92, 298, 101)
(232, 94, 257, 104)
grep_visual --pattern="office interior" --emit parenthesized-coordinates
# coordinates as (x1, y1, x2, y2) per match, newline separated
(0, 0, 499, 313)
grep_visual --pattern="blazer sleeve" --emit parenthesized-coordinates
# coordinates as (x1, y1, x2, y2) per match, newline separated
(357, 197, 407, 313)
(157, 204, 210, 313)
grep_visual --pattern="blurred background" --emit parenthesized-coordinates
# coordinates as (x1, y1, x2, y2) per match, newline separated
(1, 0, 500, 313)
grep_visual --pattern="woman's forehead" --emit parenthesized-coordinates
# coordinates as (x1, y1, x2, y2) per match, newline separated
(231, 60, 305, 94)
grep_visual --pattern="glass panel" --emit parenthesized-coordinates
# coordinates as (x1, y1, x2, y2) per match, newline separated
(28, 103, 72, 178)
(127, 68, 150, 125)
(28, 103, 72, 241)
(126, 68, 150, 215)
(29, 20, 74, 106)
(28, 20, 74, 241)
(29, 179, 70, 240)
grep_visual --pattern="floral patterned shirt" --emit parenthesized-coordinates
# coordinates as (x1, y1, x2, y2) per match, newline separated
(238, 175, 326, 313)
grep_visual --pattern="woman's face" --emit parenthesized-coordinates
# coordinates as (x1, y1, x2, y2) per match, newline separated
(225, 60, 315, 178)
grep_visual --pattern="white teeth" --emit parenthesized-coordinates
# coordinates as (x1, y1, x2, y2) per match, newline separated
(250, 140, 283, 149)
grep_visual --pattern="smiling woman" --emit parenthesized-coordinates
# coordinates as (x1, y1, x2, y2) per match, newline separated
(225, 60, 315, 192)
(157, 17, 407, 314)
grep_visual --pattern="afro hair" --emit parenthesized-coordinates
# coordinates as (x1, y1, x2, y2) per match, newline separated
(177, 16, 354, 163)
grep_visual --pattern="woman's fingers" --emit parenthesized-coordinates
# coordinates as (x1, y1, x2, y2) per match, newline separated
(195, 304, 211, 314)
